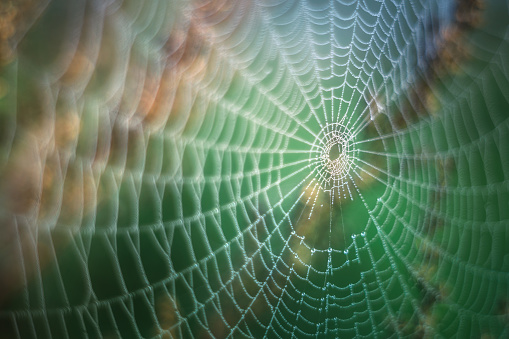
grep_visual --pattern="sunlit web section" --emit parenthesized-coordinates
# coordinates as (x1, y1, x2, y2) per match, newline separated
(0, 0, 509, 338)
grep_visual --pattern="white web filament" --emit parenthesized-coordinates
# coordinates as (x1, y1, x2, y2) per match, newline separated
(1, 0, 508, 338)
(311, 122, 355, 195)
(321, 131, 349, 178)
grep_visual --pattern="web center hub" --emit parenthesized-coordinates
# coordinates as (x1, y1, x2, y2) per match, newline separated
(310, 123, 355, 191)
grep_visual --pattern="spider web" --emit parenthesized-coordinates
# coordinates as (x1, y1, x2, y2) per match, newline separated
(1, 0, 509, 338)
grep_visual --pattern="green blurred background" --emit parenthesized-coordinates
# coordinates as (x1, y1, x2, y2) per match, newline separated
(1, 0, 509, 338)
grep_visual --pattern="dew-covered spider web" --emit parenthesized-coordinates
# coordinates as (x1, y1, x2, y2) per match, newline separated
(1, 0, 509, 337)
